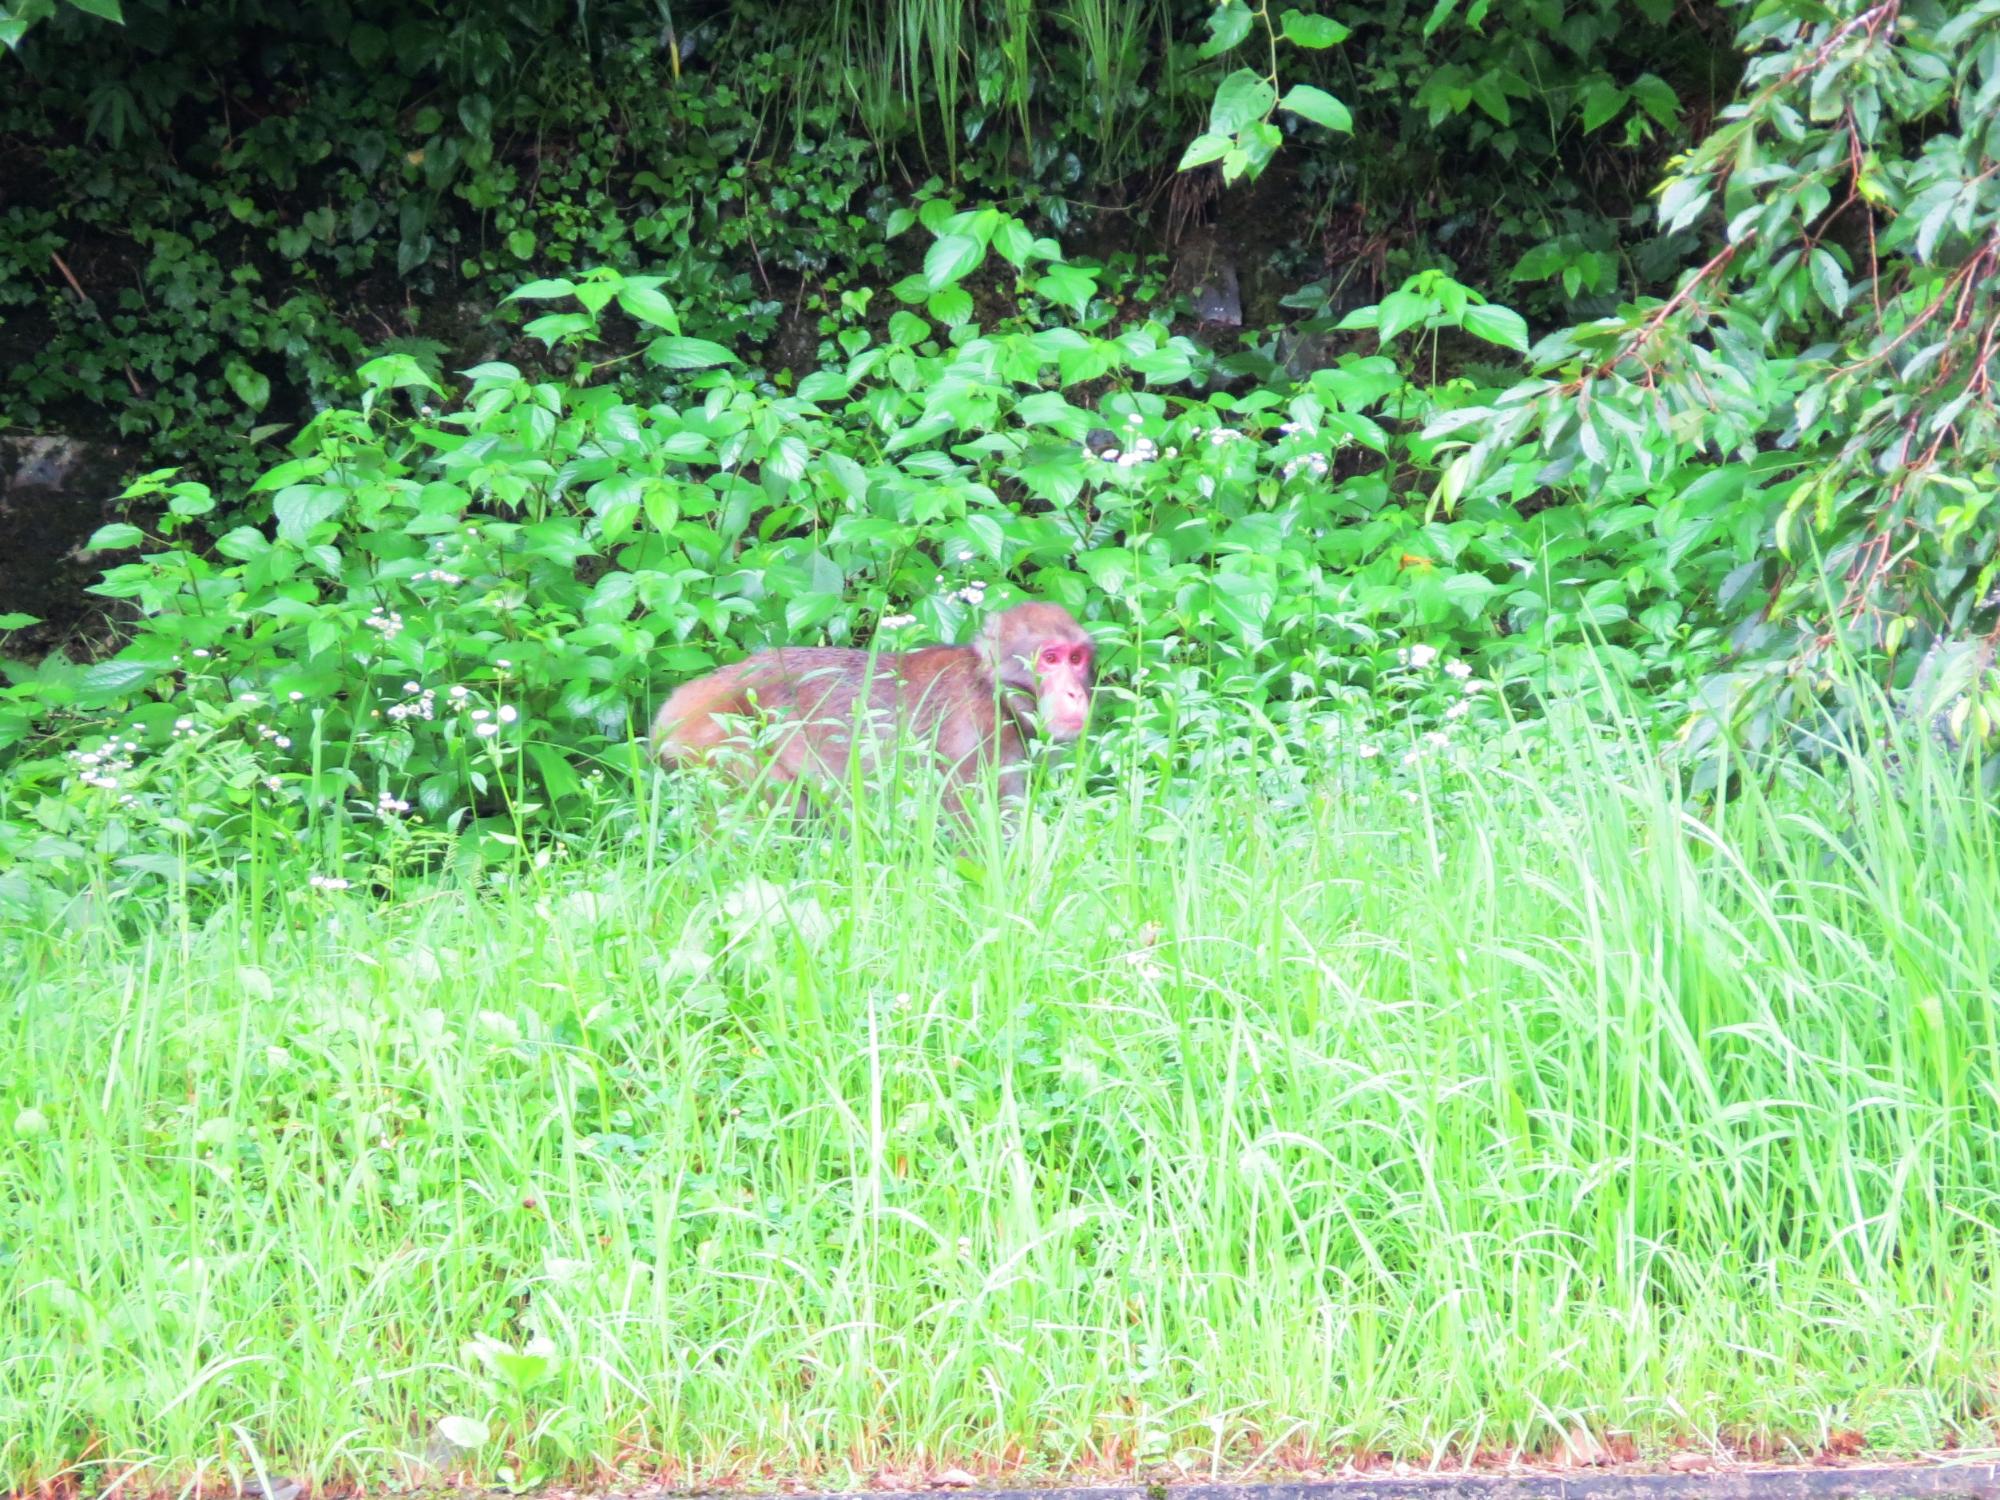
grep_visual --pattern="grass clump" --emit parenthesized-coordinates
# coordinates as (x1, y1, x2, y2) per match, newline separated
(2, 709, 1997, 1494)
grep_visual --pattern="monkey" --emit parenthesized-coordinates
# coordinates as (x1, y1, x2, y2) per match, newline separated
(649, 601, 1096, 815)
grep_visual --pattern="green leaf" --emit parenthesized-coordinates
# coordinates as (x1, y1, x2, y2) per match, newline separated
(63, 0, 123, 19)
(1809, 248, 1851, 314)
(1659, 176, 1711, 234)
(224, 360, 271, 413)
(927, 286, 974, 326)
(920, 235, 984, 294)
(1034, 264, 1097, 317)
(357, 353, 442, 392)
(214, 526, 271, 561)
(1376, 289, 1433, 343)
(1468, 72, 1512, 125)
(506, 228, 536, 259)
(1279, 9, 1349, 46)
(923, 233, 985, 291)
(1209, 69, 1277, 134)
(435, 1416, 489, 1451)
(1628, 72, 1681, 128)
(1580, 78, 1626, 133)
(1178, 132, 1232, 170)
(85, 523, 144, 551)
(274, 487, 347, 545)
(1199, 1, 1255, 57)
(617, 285, 681, 332)
(0, 612, 40, 629)
(505, 278, 578, 301)
(79, 657, 163, 699)
(645, 336, 739, 369)
(1422, 0, 1461, 37)
(993, 219, 1036, 267)
(1462, 303, 1529, 352)
(765, 435, 810, 484)
(1278, 84, 1352, 133)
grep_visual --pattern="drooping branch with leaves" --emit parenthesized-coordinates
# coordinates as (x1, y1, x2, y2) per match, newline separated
(1429, 0, 2000, 749)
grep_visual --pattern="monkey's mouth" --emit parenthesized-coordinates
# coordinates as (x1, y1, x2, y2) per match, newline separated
(1045, 712, 1089, 742)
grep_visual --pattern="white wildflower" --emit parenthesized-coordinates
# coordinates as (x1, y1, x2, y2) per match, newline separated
(1444, 659, 1472, 680)
(1397, 644, 1440, 669)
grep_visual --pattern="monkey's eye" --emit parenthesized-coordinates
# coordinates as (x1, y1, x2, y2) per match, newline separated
(1039, 647, 1063, 668)
(1068, 646, 1089, 667)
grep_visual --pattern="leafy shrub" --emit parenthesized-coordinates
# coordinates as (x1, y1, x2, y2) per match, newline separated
(2, 217, 1746, 912)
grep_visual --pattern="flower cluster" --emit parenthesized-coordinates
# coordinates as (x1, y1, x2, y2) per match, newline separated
(364, 607, 405, 639)
(387, 683, 439, 722)
(69, 740, 136, 792)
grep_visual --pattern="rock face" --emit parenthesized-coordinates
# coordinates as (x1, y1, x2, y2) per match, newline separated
(0, 433, 136, 657)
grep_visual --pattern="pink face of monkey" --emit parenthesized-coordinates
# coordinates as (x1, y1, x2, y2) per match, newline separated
(1031, 632, 1094, 741)
(982, 603, 1096, 743)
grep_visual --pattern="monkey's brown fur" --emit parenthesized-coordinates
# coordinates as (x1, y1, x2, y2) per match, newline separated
(650, 602, 1095, 810)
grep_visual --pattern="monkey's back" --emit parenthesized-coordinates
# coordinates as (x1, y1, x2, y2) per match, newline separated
(650, 643, 999, 785)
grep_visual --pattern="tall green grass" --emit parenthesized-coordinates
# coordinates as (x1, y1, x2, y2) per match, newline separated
(3, 707, 1997, 1493)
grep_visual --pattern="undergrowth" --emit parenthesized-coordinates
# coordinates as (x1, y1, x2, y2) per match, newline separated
(3, 696, 1996, 1494)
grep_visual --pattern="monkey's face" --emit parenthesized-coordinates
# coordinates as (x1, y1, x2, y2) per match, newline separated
(1031, 637, 1094, 741)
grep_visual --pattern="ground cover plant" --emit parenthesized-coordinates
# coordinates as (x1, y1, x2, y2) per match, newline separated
(4, 696, 1999, 1493)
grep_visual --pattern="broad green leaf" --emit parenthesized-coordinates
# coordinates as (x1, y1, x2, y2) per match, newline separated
(1209, 69, 1277, 134)
(505, 279, 578, 301)
(645, 336, 739, 369)
(1462, 303, 1529, 352)
(617, 285, 681, 332)
(766, 435, 810, 484)
(1468, 72, 1512, 125)
(993, 219, 1036, 266)
(1279, 10, 1350, 46)
(927, 286, 974, 326)
(435, 1416, 489, 1451)
(79, 658, 163, 698)
(0, 612, 40, 629)
(1034, 264, 1097, 317)
(1199, 1, 1254, 56)
(1376, 289, 1433, 343)
(1178, 132, 1232, 170)
(923, 233, 984, 291)
(274, 486, 347, 545)
(1580, 78, 1626, 133)
(85, 523, 144, 551)
(224, 360, 271, 413)
(1278, 84, 1352, 132)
